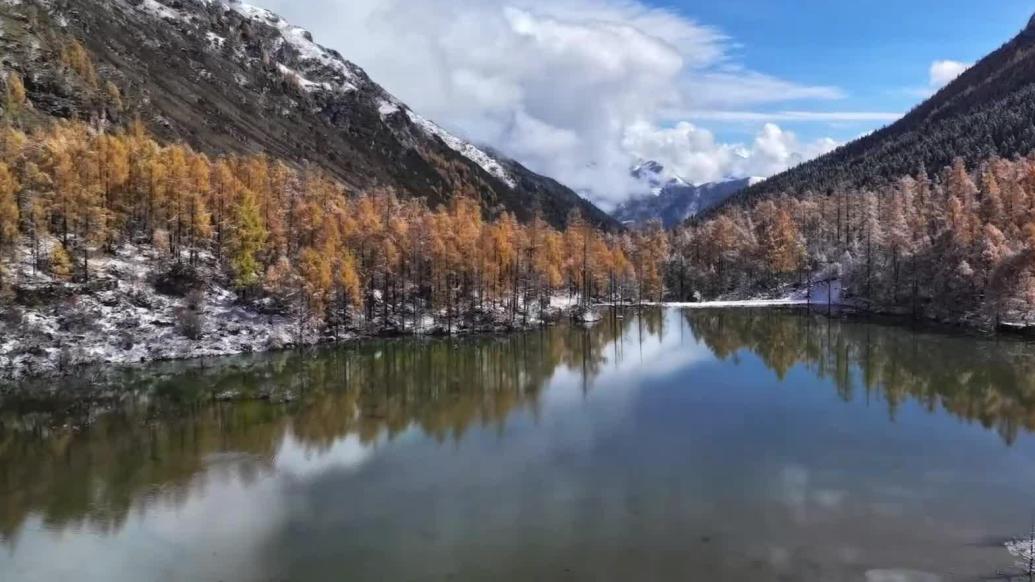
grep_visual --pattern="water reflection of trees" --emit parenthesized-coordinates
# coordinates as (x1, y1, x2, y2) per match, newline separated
(684, 309, 1035, 445)
(18, 307, 1032, 544)
(0, 313, 649, 542)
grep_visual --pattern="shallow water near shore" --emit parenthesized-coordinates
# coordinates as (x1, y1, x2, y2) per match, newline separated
(3, 307, 1035, 581)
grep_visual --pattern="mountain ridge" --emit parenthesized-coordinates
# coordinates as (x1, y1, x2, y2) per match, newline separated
(710, 12, 1035, 215)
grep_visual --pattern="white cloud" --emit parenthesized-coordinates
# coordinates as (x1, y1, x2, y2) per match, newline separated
(622, 121, 840, 185)
(256, 0, 861, 206)
(679, 111, 902, 123)
(929, 60, 971, 89)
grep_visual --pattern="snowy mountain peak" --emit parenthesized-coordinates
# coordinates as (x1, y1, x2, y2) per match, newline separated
(614, 171, 760, 227)
(631, 160, 690, 193)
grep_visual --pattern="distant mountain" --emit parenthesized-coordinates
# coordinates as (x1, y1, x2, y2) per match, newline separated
(0, 0, 617, 229)
(613, 162, 762, 227)
(720, 12, 1035, 211)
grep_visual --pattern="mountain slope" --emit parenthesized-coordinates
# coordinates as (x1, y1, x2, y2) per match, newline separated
(0, 0, 616, 229)
(613, 162, 760, 227)
(720, 13, 1035, 210)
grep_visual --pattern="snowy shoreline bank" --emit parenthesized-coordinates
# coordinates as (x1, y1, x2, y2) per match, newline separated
(1, 244, 600, 381)
(3, 293, 817, 382)
(1, 293, 592, 381)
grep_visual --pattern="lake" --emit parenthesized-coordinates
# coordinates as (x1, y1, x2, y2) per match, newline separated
(3, 308, 1035, 581)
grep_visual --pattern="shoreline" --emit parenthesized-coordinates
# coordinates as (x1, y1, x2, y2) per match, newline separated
(1, 245, 609, 382)
(0, 304, 591, 382)
(657, 299, 1033, 339)
(6, 297, 1030, 383)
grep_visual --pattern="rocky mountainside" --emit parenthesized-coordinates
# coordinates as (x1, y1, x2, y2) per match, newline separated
(613, 161, 761, 227)
(721, 12, 1035, 211)
(0, 0, 616, 229)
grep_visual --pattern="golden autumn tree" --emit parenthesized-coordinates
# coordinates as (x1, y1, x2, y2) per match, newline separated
(209, 158, 237, 262)
(297, 245, 334, 336)
(763, 207, 805, 277)
(104, 81, 123, 114)
(0, 162, 19, 255)
(96, 133, 130, 245)
(50, 244, 73, 281)
(335, 249, 363, 326)
(4, 72, 27, 120)
(187, 153, 212, 264)
(230, 186, 268, 292)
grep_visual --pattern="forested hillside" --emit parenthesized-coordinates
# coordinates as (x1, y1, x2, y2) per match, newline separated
(722, 15, 1035, 209)
(670, 155, 1035, 325)
(0, 114, 667, 377)
(0, 0, 615, 229)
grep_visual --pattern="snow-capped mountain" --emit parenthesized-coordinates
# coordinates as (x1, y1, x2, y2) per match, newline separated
(2, 0, 616, 229)
(630, 160, 691, 194)
(613, 162, 763, 227)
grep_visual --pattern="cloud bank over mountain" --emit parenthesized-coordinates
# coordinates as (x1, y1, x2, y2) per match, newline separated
(259, 0, 853, 206)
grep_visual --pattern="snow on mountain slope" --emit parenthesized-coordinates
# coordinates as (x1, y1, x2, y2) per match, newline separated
(220, 0, 518, 187)
(149, 0, 512, 185)
(405, 109, 518, 188)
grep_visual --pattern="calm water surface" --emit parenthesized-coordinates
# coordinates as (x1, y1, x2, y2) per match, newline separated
(3, 308, 1035, 581)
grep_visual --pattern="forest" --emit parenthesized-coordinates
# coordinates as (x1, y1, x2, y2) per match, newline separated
(6, 47, 1035, 345)
(5, 112, 1035, 339)
(0, 87, 670, 338)
(672, 155, 1035, 325)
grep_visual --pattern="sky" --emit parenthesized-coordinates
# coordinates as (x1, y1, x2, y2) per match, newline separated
(255, 0, 1035, 209)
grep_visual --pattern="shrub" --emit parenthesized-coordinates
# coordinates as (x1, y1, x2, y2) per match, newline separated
(50, 245, 74, 281)
(2, 304, 24, 327)
(118, 329, 136, 351)
(154, 263, 202, 297)
(56, 345, 82, 373)
(185, 289, 205, 311)
(177, 307, 204, 340)
(58, 300, 100, 333)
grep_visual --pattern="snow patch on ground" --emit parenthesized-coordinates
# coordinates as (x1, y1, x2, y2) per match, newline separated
(277, 63, 333, 92)
(377, 98, 401, 120)
(663, 279, 844, 310)
(0, 243, 585, 379)
(663, 298, 809, 309)
(549, 295, 579, 310)
(0, 243, 330, 380)
(138, 0, 187, 21)
(206, 31, 226, 49)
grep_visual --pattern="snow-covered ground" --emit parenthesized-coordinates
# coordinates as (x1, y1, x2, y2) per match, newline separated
(660, 279, 845, 310)
(0, 244, 324, 380)
(0, 243, 587, 380)
(663, 298, 808, 309)
(1, 236, 849, 381)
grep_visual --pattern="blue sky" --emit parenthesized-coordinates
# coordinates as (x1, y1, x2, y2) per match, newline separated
(667, 0, 1034, 143)
(261, 0, 1034, 205)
